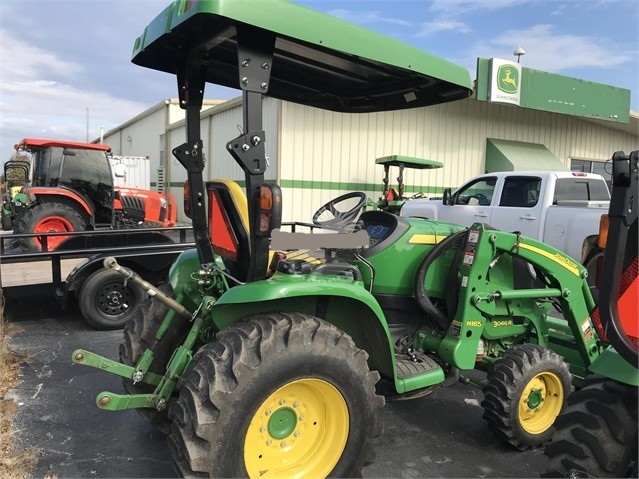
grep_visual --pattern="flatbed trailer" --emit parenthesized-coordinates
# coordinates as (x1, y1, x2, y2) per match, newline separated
(0, 226, 195, 329)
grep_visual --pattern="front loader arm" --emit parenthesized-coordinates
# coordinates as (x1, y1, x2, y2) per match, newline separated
(447, 224, 600, 370)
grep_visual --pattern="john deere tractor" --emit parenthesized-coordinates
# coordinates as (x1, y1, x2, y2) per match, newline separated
(367, 155, 443, 215)
(72, 1, 637, 477)
(1, 158, 30, 230)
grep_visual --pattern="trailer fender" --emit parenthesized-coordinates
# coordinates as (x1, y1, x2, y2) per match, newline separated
(63, 251, 183, 307)
(212, 277, 396, 381)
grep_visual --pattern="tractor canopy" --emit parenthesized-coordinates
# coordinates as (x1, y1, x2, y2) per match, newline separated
(16, 138, 111, 152)
(376, 155, 443, 170)
(131, 0, 473, 112)
(131, 0, 473, 279)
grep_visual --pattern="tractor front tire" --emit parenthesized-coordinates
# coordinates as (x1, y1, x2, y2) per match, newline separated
(167, 312, 384, 478)
(482, 344, 572, 450)
(16, 201, 85, 251)
(543, 378, 638, 478)
(78, 268, 146, 330)
(119, 283, 192, 433)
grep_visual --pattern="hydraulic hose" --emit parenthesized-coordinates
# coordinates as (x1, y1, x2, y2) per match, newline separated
(414, 229, 468, 330)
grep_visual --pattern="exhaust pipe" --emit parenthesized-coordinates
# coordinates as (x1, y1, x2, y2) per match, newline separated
(103, 257, 192, 319)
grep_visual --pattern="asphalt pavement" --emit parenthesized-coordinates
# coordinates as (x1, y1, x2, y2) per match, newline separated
(4, 287, 548, 478)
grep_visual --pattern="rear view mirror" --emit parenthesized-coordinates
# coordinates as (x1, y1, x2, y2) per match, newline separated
(442, 188, 452, 205)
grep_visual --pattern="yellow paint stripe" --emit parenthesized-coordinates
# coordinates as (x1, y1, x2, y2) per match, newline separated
(284, 250, 324, 264)
(518, 243, 580, 276)
(408, 234, 447, 245)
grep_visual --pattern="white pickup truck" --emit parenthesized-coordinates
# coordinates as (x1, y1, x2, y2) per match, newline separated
(401, 170, 610, 264)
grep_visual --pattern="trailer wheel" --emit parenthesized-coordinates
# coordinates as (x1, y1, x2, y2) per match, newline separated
(167, 312, 384, 478)
(543, 378, 638, 478)
(78, 268, 145, 330)
(119, 283, 192, 433)
(482, 344, 572, 450)
(16, 201, 85, 251)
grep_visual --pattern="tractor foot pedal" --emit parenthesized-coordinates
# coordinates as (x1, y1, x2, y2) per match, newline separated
(395, 351, 441, 379)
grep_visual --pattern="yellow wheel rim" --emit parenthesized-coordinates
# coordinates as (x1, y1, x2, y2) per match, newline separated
(244, 378, 349, 479)
(518, 371, 564, 434)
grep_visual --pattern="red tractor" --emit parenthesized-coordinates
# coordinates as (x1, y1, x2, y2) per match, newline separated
(11, 138, 177, 251)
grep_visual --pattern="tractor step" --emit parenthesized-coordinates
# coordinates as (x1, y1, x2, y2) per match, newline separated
(395, 352, 441, 379)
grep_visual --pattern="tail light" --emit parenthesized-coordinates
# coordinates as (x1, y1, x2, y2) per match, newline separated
(257, 184, 282, 236)
(597, 214, 608, 249)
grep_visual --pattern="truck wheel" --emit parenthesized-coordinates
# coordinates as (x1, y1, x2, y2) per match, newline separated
(543, 379, 638, 478)
(78, 268, 145, 330)
(16, 201, 85, 251)
(482, 344, 572, 450)
(119, 283, 192, 433)
(167, 312, 384, 478)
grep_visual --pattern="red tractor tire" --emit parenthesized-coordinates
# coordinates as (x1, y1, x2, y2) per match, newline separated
(16, 201, 86, 251)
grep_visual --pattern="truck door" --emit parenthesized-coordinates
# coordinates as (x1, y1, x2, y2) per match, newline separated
(494, 175, 543, 237)
(444, 176, 497, 227)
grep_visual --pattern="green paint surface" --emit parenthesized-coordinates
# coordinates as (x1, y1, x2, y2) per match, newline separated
(476, 58, 630, 123)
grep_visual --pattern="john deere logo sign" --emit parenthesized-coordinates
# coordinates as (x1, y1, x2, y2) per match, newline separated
(489, 58, 522, 106)
(498, 66, 519, 93)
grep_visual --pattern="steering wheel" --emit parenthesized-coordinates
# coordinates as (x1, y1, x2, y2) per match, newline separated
(312, 192, 367, 230)
(472, 193, 489, 206)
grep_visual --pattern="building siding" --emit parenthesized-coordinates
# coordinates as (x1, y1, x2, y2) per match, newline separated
(100, 96, 637, 224)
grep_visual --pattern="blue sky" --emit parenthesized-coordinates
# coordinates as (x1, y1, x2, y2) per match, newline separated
(1, 0, 637, 164)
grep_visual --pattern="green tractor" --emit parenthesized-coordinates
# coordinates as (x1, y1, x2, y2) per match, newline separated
(72, 1, 637, 477)
(1, 159, 30, 230)
(366, 155, 443, 215)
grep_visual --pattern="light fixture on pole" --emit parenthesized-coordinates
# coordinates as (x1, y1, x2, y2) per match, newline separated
(513, 45, 526, 63)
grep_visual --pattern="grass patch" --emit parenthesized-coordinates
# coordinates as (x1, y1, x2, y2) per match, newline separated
(0, 291, 39, 479)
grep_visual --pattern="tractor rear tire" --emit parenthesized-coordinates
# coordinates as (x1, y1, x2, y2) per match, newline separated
(16, 201, 85, 251)
(482, 344, 572, 450)
(78, 269, 146, 330)
(167, 312, 384, 478)
(543, 378, 638, 478)
(119, 283, 192, 433)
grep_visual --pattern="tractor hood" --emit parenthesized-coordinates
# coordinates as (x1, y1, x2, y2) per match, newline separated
(131, 0, 473, 113)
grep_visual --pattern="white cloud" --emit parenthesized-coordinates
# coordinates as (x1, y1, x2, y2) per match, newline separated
(429, 0, 529, 16)
(469, 24, 632, 72)
(0, 30, 148, 159)
(0, 29, 82, 81)
(415, 19, 472, 37)
(327, 9, 412, 27)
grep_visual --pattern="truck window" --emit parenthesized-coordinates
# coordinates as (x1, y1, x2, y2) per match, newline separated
(554, 178, 610, 203)
(500, 177, 541, 208)
(455, 177, 497, 206)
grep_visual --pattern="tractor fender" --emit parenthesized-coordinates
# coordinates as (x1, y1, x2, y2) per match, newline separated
(212, 276, 396, 381)
(25, 187, 93, 217)
(168, 248, 208, 288)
